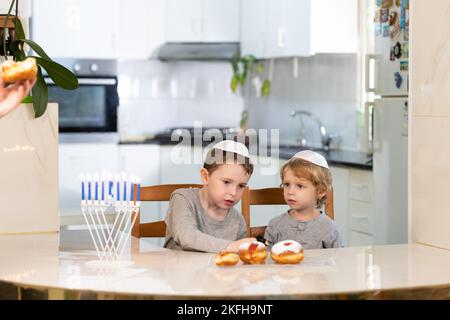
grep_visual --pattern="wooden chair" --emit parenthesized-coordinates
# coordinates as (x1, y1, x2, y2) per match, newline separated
(131, 184, 202, 238)
(241, 186, 334, 238)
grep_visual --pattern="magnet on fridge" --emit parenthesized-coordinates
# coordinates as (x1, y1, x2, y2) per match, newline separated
(394, 72, 403, 89)
(383, 24, 390, 37)
(401, 43, 409, 59)
(393, 42, 402, 59)
(382, 0, 393, 8)
(375, 24, 382, 36)
(403, 25, 409, 41)
(389, 11, 398, 26)
(390, 47, 396, 61)
(401, 0, 409, 9)
(381, 8, 389, 23)
(401, 8, 406, 29)
(391, 22, 401, 40)
(395, 0, 401, 7)
(400, 61, 409, 72)
(374, 9, 381, 23)
(376, 0, 382, 7)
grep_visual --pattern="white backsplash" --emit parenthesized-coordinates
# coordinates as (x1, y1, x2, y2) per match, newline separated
(118, 60, 244, 140)
(248, 54, 363, 151)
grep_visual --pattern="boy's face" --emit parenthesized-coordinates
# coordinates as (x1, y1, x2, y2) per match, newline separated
(282, 168, 325, 211)
(201, 163, 250, 209)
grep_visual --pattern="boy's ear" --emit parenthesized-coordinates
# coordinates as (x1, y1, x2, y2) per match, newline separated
(200, 168, 209, 185)
(316, 185, 327, 200)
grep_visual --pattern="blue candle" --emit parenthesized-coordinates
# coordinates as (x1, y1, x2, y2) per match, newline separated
(129, 176, 134, 201)
(101, 179, 105, 201)
(122, 172, 127, 201)
(115, 173, 120, 201)
(94, 174, 99, 201)
(87, 174, 92, 201)
(80, 174, 85, 201)
(136, 177, 141, 202)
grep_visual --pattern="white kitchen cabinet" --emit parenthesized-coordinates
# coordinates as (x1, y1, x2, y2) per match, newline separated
(329, 166, 350, 247)
(117, 0, 166, 59)
(240, 0, 357, 58)
(32, 0, 120, 59)
(59, 143, 119, 217)
(166, 0, 239, 42)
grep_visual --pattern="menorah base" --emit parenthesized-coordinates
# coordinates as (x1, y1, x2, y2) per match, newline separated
(85, 260, 135, 268)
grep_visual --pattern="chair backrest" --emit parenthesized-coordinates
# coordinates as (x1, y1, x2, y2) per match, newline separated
(241, 186, 334, 237)
(131, 184, 203, 238)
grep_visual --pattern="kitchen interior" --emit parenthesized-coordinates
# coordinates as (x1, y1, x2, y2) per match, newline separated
(3, 0, 450, 300)
(32, 0, 404, 248)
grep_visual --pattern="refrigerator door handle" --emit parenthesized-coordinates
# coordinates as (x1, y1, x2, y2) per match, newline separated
(364, 102, 375, 153)
(365, 54, 378, 93)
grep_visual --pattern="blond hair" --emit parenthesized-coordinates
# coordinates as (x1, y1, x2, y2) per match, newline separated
(280, 158, 332, 208)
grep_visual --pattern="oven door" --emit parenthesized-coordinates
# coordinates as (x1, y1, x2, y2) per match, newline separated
(46, 77, 119, 133)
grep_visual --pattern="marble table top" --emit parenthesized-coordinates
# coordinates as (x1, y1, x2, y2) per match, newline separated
(1, 230, 450, 299)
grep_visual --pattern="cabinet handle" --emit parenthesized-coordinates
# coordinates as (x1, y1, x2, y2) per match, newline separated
(365, 54, 378, 93)
(364, 102, 375, 153)
(278, 28, 286, 48)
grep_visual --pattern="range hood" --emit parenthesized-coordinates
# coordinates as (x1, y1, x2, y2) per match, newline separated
(157, 42, 239, 61)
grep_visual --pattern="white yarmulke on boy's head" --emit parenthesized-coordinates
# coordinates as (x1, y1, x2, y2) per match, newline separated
(212, 140, 250, 158)
(291, 150, 329, 169)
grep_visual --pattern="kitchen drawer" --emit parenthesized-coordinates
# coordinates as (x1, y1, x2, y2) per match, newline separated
(348, 230, 374, 247)
(349, 200, 374, 235)
(349, 169, 374, 202)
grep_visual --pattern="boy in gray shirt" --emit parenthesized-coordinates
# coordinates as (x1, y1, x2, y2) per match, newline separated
(164, 140, 256, 253)
(264, 150, 343, 249)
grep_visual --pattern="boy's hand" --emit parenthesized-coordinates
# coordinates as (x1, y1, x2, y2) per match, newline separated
(226, 237, 257, 252)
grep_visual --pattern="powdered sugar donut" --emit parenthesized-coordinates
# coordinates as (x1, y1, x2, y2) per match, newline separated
(238, 241, 267, 264)
(271, 240, 304, 264)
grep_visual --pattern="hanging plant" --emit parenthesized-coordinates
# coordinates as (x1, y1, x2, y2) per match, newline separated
(1, 0, 78, 118)
(230, 54, 271, 130)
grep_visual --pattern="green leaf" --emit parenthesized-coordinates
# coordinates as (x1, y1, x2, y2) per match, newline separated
(21, 95, 33, 104)
(256, 63, 265, 74)
(15, 39, 52, 61)
(32, 67, 48, 118)
(230, 55, 239, 74)
(261, 79, 271, 97)
(33, 57, 78, 90)
(10, 41, 24, 61)
(13, 18, 25, 40)
(230, 74, 240, 93)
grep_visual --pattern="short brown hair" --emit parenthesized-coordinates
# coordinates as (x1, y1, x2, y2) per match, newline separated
(281, 158, 332, 208)
(203, 149, 253, 176)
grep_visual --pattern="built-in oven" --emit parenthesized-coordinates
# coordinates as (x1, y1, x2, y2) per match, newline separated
(44, 59, 119, 135)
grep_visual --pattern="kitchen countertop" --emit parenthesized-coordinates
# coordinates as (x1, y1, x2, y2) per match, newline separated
(1, 230, 450, 299)
(120, 137, 372, 170)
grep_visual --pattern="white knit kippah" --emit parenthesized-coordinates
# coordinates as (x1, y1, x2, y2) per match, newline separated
(291, 150, 329, 169)
(211, 140, 250, 158)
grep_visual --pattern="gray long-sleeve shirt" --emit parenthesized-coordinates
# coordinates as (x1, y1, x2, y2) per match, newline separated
(264, 211, 343, 249)
(164, 188, 248, 253)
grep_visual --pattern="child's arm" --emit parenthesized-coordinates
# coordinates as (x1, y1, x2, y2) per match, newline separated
(263, 223, 279, 246)
(325, 225, 344, 248)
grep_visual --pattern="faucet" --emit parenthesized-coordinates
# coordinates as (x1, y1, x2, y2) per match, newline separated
(290, 110, 334, 150)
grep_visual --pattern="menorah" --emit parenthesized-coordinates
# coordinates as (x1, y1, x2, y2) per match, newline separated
(80, 171, 141, 267)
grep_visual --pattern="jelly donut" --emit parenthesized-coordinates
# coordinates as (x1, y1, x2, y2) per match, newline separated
(271, 240, 304, 264)
(215, 251, 240, 266)
(0, 57, 37, 83)
(238, 241, 267, 264)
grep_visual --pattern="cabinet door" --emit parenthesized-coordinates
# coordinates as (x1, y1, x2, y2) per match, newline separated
(165, 0, 203, 42)
(202, 0, 240, 42)
(59, 144, 119, 217)
(266, 0, 312, 58)
(311, 0, 358, 54)
(117, 0, 166, 59)
(32, 0, 119, 59)
(240, 0, 268, 58)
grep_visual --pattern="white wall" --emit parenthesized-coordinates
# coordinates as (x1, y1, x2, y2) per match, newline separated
(411, 0, 450, 250)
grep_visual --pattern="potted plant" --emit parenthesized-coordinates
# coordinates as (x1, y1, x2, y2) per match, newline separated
(1, 0, 78, 117)
(230, 54, 271, 130)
